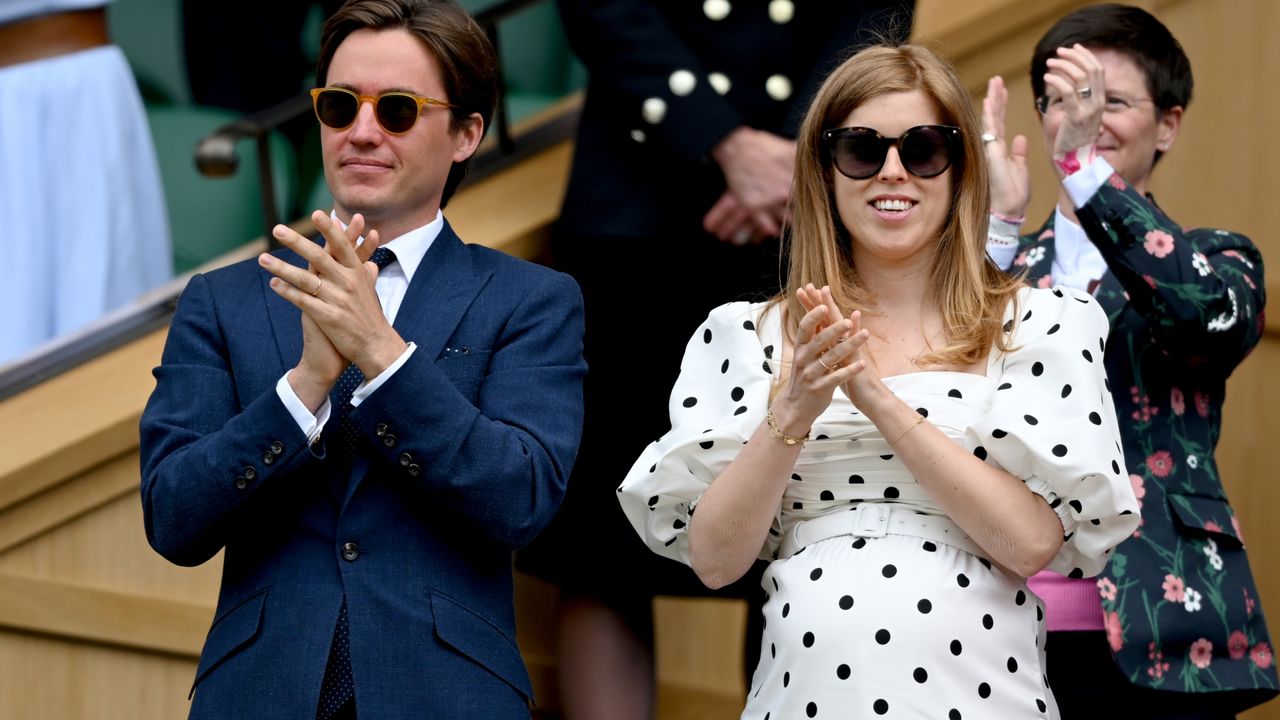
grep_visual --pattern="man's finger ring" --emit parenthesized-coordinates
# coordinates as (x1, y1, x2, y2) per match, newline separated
(309, 275, 323, 296)
(981, 132, 998, 144)
(1077, 86, 1092, 99)
(818, 355, 837, 372)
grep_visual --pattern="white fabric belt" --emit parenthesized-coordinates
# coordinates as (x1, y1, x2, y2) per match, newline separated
(778, 503, 990, 562)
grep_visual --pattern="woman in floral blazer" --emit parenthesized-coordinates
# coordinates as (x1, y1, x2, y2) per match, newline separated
(982, 4, 1277, 718)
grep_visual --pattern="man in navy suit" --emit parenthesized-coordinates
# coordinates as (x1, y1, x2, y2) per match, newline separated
(139, 1, 585, 717)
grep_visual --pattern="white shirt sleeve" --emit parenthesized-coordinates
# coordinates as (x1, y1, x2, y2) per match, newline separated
(276, 373, 331, 445)
(350, 342, 418, 407)
(1064, 156, 1116, 209)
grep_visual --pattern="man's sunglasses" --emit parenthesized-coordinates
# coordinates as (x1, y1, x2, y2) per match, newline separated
(822, 125, 962, 180)
(310, 87, 457, 135)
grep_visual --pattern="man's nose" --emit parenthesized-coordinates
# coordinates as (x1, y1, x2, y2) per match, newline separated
(347, 100, 383, 142)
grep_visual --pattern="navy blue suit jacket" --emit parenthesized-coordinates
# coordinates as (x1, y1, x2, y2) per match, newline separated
(139, 221, 586, 719)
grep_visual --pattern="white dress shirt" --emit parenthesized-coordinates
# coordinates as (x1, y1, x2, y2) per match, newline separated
(275, 210, 445, 442)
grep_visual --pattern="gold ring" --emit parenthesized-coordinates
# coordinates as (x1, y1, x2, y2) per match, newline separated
(818, 354, 837, 372)
(309, 275, 323, 296)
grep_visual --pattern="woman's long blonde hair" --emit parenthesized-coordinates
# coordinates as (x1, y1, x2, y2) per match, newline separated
(775, 44, 1021, 366)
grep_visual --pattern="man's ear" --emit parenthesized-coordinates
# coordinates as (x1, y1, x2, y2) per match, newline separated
(452, 112, 484, 163)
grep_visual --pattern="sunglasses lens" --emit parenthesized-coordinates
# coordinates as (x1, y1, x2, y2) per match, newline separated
(376, 94, 421, 134)
(900, 127, 953, 178)
(832, 130, 887, 179)
(315, 90, 358, 130)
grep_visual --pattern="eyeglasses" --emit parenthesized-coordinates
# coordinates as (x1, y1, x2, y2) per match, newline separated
(822, 125, 961, 180)
(310, 87, 457, 135)
(1034, 92, 1156, 115)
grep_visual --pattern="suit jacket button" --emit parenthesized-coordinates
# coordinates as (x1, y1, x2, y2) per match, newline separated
(243, 467, 257, 481)
(270, 441, 284, 456)
(234, 476, 248, 490)
(375, 423, 389, 437)
(407, 463, 421, 478)
(382, 433, 397, 448)
(262, 452, 275, 465)
(341, 542, 359, 561)
(399, 452, 413, 467)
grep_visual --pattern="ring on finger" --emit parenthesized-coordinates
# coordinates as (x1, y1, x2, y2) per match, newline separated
(1076, 86, 1092, 99)
(817, 354, 837, 372)
(980, 132, 997, 144)
(309, 275, 323, 296)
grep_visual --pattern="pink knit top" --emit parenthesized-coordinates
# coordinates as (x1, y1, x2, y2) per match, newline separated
(1028, 571, 1104, 631)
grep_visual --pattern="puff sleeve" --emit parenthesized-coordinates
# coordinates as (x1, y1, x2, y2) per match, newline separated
(617, 301, 777, 565)
(966, 287, 1140, 578)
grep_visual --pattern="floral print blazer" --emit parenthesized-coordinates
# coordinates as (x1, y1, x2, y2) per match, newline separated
(1007, 173, 1278, 710)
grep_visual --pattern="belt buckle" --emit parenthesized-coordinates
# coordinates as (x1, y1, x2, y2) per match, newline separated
(851, 503, 889, 538)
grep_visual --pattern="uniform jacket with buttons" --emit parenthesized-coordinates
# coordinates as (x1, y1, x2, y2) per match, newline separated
(139, 221, 586, 719)
(556, 0, 914, 238)
(1008, 176, 1278, 711)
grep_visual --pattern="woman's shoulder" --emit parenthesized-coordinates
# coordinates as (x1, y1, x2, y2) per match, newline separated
(1002, 285, 1109, 347)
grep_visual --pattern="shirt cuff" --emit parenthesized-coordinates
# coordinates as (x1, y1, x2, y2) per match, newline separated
(986, 217, 1021, 269)
(350, 342, 417, 407)
(276, 373, 330, 444)
(1064, 156, 1116, 209)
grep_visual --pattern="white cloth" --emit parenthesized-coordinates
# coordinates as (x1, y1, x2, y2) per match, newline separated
(986, 158, 1115, 290)
(0, 42, 171, 365)
(276, 211, 444, 438)
(618, 288, 1140, 718)
(0, 0, 107, 24)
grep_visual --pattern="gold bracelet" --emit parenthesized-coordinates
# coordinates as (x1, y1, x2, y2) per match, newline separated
(889, 413, 925, 445)
(765, 408, 810, 446)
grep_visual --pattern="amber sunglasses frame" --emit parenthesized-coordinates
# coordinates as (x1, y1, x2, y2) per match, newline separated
(309, 87, 457, 135)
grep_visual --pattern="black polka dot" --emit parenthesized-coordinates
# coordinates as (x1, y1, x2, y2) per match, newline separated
(992, 428, 1008, 439)
(1069, 499, 1083, 513)
(922, 541, 937, 552)
(998, 382, 1013, 391)
(913, 667, 928, 683)
(783, 671, 790, 687)
(880, 454, 894, 461)
(703, 328, 712, 344)
(699, 440, 714, 449)
(810, 568, 823, 581)
(1061, 384, 1072, 398)
(839, 595, 853, 610)
(917, 599, 932, 614)
(682, 397, 698, 408)
(731, 386, 744, 401)
(949, 709, 962, 720)
(791, 473, 803, 482)
(762, 360, 772, 374)
(916, 407, 929, 418)
(875, 629, 891, 645)
(950, 639, 963, 656)
(882, 564, 897, 578)
(672, 519, 685, 529)
(1052, 444, 1068, 457)
(820, 490, 834, 501)
(849, 474, 864, 483)
(764, 344, 774, 359)
(1023, 414, 1039, 425)
(1007, 657, 1018, 673)
(771, 643, 776, 658)
(978, 682, 991, 699)
(743, 320, 755, 330)
(781, 603, 790, 618)
(837, 664, 851, 680)
(803, 631, 815, 648)
(883, 486, 900, 499)
(1003, 319, 1014, 333)
(1037, 605, 1045, 622)
(1015, 590, 1027, 606)
(647, 495, 659, 506)
(1089, 412, 1102, 425)
(1023, 310, 1033, 321)
(1082, 349, 1093, 362)
(1112, 460, 1121, 474)
(957, 573, 970, 588)
(793, 501, 804, 510)
(948, 388, 963, 398)
(1047, 323, 1060, 335)
(1037, 699, 1047, 712)
(982, 614, 994, 630)
(973, 446, 988, 460)
(720, 359, 729, 374)
(852, 538, 867, 549)
(806, 701, 817, 718)
(873, 699, 888, 715)
(1031, 362, 1044, 376)
(733, 405, 748, 416)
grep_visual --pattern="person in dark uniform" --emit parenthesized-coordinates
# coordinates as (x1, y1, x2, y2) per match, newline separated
(516, 1, 913, 716)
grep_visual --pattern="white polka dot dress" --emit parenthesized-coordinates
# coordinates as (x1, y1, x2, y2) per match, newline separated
(618, 287, 1140, 719)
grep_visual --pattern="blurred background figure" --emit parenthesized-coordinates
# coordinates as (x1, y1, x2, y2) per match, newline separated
(516, 1, 914, 717)
(0, 0, 171, 365)
(983, 4, 1278, 718)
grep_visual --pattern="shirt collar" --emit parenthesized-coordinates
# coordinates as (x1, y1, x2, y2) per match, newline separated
(330, 209, 444, 285)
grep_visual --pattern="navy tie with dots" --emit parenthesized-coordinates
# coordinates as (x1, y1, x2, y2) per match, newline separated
(317, 246, 394, 720)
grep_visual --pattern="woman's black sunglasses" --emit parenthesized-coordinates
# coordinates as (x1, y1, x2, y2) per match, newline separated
(822, 125, 962, 180)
